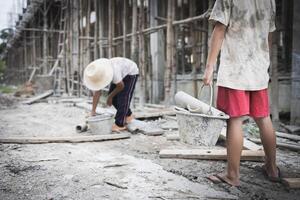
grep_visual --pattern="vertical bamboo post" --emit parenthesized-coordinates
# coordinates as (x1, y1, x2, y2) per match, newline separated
(108, 0, 115, 58)
(123, 0, 127, 57)
(98, 0, 104, 57)
(86, 0, 91, 63)
(190, 0, 198, 97)
(94, 0, 98, 60)
(139, 0, 146, 106)
(42, 0, 47, 74)
(131, 0, 138, 63)
(164, 0, 175, 104)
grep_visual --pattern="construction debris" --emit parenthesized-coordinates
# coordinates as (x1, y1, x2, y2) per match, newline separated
(22, 90, 54, 105)
(127, 119, 164, 136)
(219, 127, 263, 151)
(159, 149, 265, 161)
(13, 81, 35, 97)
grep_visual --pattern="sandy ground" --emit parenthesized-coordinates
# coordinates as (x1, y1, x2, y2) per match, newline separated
(0, 95, 299, 200)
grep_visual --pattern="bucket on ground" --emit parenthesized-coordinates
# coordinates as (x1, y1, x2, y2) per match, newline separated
(175, 84, 229, 146)
(87, 113, 114, 135)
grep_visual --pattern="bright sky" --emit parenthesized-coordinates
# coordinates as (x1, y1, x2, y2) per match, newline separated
(0, 1, 15, 31)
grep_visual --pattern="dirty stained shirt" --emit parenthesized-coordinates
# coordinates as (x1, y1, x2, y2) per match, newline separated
(209, 0, 276, 90)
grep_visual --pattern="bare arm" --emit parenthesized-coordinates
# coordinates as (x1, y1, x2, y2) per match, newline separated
(91, 90, 101, 115)
(107, 81, 125, 106)
(203, 22, 227, 85)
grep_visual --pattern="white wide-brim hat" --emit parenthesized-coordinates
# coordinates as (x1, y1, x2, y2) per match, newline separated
(83, 58, 113, 91)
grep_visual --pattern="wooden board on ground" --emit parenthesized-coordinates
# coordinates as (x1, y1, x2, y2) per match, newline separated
(219, 127, 263, 151)
(134, 107, 176, 119)
(276, 131, 300, 141)
(159, 149, 265, 161)
(283, 125, 300, 134)
(166, 133, 180, 141)
(282, 178, 300, 189)
(249, 138, 300, 151)
(0, 133, 130, 144)
(22, 90, 54, 105)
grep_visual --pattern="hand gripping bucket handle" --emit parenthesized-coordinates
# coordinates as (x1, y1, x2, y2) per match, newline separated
(187, 84, 213, 115)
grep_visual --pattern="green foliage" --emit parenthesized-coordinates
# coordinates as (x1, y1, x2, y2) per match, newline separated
(243, 122, 260, 138)
(0, 85, 15, 94)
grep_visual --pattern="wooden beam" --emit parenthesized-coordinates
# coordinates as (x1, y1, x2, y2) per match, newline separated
(276, 131, 300, 141)
(0, 133, 131, 144)
(282, 178, 300, 189)
(159, 149, 265, 161)
(22, 90, 54, 105)
(249, 138, 300, 151)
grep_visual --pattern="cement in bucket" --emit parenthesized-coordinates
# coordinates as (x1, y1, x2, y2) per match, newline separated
(175, 84, 229, 146)
(87, 113, 114, 135)
(176, 110, 229, 146)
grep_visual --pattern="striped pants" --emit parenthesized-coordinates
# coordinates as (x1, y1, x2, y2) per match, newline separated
(109, 75, 138, 127)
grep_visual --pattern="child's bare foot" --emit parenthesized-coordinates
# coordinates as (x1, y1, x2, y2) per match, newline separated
(126, 115, 134, 124)
(207, 173, 240, 186)
(112, 124, 127, 132)
(262, 164, 282, 182)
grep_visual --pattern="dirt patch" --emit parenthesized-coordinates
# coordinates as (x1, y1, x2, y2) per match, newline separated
(0, 93, 18, 109)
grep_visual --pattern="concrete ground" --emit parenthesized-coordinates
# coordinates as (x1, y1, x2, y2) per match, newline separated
(0, 95, 299, 200)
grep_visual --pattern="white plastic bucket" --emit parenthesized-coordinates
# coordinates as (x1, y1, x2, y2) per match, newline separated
(87, 113, 114, 135)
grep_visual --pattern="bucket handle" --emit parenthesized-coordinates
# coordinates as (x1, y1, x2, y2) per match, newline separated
(187, 84, 213, 115)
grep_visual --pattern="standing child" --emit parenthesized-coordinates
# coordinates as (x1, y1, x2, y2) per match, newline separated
(203, 0, 279, 186)
(83, 57, 139, 132)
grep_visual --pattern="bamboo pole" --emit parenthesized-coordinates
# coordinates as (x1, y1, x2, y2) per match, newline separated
(93, 0, 98, 60)
(123, 0, 127, 57)
(86, 0, 91, 63)
(108, 0, 115, 58)
(114, 10, 209, 41)
(98, 0, 104, 57)
(139, 0, 146, 107)
(42, 0, 48, 74)
(131, 0, 138, 63)
(164, 0, 175, 104)
(190, 0, 198, 97)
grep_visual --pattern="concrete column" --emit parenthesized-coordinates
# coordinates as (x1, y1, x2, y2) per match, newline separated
(291, 0, 300, 125)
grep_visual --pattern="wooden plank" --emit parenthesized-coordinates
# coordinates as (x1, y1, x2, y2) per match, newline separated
(22, 90, 54, 105)
(0, 133, 130, 144)
(159, 149, 265, 161)
(283, 125, 300, 134)
(249, 138, 300, 151)
(282, 178, 300, 189)
(166, 133, 180, 141)
(276, 131, 300, 141)
(134, 108, 176, 119)
(219, 127, 263, 151)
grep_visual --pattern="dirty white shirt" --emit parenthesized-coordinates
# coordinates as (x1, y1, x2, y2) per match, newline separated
(110, 57, 139, 84)
(210, 0, 276, 90)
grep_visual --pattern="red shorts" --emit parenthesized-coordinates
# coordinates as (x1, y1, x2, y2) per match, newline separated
(216, 86, 270, 118)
